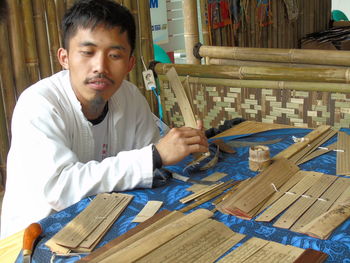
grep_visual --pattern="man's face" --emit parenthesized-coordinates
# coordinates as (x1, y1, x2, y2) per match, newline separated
(58, 25, 135, 116)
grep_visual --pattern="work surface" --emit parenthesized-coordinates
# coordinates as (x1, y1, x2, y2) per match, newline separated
(18, 127, 350, 262)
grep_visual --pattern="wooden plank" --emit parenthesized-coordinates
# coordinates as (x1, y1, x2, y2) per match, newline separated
(46, 193, 130, 253)
(132, 201, 163, 223)
(290, 178, 350, 232)
(243, 241, 304, 263)
(256, 170, 306, 215)
(186, 172, 227, 193)
(78, 210, 173, 263)
(98, 209, 213, 263)
(220, 158, 299, 218)
(297, 142, 337, 165)
(77, 194, 133, 251)
(180, 182, 224, 204)
(290, 129, 337, 164)
(212, 121, 297, 139)
(273, 125, 331, 160)
(217, 237, 269, 263)
(299, 200, 350, 239)
(272, 174, 337, 229)
(293, 249, 328, 263)
(336, 132, 350, 175)
(136, 219, 244, 263)
(166, 67, 197, 128)
(256, 171, 322, 222)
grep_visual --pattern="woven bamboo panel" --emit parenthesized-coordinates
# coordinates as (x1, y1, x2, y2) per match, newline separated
(160, 81, 350, 129)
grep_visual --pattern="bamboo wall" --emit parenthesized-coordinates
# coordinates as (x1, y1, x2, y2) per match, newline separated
(156, 62, 350, 130)
(0, 0, 154, 189)
(204, 0, 332, 48)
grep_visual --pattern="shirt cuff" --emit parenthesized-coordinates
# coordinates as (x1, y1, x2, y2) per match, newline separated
(152, 144, 163, 170)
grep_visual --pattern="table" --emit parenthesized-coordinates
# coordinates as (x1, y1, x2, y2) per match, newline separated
(16, 127, 350, 262)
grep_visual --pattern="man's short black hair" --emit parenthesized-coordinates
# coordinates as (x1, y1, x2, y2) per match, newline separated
(0, 0, 8, 22)
(62, 0, 136, 54)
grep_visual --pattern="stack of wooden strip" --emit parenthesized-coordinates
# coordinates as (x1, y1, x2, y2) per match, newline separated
(217, 166, 350, 238)
(216, 158, 300, 219)
(46, 193, 133, 253)
(78, 209, 328, 263)
(336, 131, 350, 175)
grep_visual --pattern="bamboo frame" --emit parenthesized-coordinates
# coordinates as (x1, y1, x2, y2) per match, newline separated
(182, 0, 200, 64)
(199, 45, 350, 67)
(155, 63, 350, 83)
(158, 75, 350, 94)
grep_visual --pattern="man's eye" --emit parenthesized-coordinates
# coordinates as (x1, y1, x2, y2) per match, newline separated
(110, 54, 121, 59)
(80, 51, 93, 55)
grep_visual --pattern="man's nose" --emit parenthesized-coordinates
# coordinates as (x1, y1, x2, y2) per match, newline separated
(93, 53, 109, 74)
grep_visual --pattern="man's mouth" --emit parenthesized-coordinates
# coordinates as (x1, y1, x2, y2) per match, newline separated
(85, 75, 115, 90)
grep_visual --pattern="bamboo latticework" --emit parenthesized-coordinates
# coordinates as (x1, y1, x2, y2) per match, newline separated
(156, 62, 350, 130)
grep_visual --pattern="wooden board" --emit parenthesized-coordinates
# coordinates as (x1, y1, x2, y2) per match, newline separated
(336, 131, 350, 175)
(290, 177, 350, 232)
(220, 158, 299, 218)
(271, 174, 337, 229)
(256, 171, 322, 222)
(166, 67, 197, 128)
(212, 121, 297, 139)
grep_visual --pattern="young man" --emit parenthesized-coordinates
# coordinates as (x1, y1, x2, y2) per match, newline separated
(1, 0, 208, 238)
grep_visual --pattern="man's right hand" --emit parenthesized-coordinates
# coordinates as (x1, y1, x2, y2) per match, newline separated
(155, 123, 209, 166)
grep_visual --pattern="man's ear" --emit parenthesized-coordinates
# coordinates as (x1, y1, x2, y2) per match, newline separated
(57, 48, 69, 69)
(127, 55, 136, 73)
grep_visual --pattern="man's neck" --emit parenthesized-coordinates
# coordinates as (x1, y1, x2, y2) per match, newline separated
(86, 102, 109, 125)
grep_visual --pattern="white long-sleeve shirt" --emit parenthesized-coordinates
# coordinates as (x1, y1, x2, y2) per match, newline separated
(1, 70, 160, 238)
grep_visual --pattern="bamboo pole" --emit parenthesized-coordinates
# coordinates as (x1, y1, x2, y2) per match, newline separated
(22, 0, 40, 84)
(0, 78, 9, 189)
(154, 63, 350, 83)
(134, 0, 156, 112)
(32, 0, 52, 78)
(207, 58, 346, 69)
(0, 23, 16, 134)
(45, 0, 62, 73)
(199, 0, 210, 45)
(198, 45, 350, 67)
(55, 0, 66, 46)
(7, 0, 30, 95)
(182, 0, 200, 64)
(158, 75, 350, 94)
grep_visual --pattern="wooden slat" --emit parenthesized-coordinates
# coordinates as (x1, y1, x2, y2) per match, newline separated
(186, 172, 227, 193)
(256, 171, 322, 222)
(132, 201, 163, 223)
(78, 210, 173, 262)
(273, 125, 331, 161)
(136, 219, 243, 263)
(218, 237, 269, 263)
(297, 142, 337, 165)
(336, 132, 350, 175)
(271, 174, 336, 229)
(256, 170, 306, 215)
(166, 67, 197, 128)
(220, 158, 299, 218)
(212, 121, 296, 139)
(98, 209, 213, 263)
(290, 178, 350, 232)
(82, 211, 184, 263)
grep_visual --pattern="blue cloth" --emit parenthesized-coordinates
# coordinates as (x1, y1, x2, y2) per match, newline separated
(23, 128, 350, 262)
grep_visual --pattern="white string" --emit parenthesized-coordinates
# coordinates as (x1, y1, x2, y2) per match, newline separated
(271, 183, 279, 192)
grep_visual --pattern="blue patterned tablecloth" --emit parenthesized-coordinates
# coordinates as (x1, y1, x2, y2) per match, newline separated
(26, 128, 350, 263)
